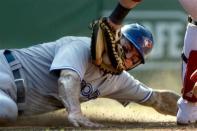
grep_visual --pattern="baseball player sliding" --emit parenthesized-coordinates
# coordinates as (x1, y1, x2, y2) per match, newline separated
(177, 0, 197, 125)
(0, 0, 180, 128)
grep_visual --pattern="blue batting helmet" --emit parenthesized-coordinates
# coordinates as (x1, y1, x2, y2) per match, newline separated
(121, 23, 154, 63)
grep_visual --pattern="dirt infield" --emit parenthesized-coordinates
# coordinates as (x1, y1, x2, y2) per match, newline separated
(1, 98, 197, 131)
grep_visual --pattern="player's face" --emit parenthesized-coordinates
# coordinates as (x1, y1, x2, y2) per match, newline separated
(120, 37, 142, 70)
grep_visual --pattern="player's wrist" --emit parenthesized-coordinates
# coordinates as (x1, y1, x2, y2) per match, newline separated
(109, 3, 131, 25)
(107, 18, 122, 30)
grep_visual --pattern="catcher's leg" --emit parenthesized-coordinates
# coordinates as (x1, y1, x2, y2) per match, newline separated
(0, 90, 18, 125)
(181, 23, 197, 102)
(177, 22, 197, 125)
(140, 90, 180, 116)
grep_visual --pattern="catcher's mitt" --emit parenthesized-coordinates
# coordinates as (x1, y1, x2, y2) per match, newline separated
(90, 17, 126, 74)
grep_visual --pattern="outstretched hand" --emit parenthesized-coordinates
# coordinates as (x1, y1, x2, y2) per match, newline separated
(68, 112, 104, 128)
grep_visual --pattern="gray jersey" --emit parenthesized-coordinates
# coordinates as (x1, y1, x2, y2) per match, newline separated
(0, 36, 152, 115)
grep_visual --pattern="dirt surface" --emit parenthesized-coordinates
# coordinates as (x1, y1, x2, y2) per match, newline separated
(0, 99, 196, 131)
(1, 122, 197, 131)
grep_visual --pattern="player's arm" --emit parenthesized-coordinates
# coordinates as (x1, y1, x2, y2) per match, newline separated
(108, 0, 142, 30)
(58, 69, 102, 127)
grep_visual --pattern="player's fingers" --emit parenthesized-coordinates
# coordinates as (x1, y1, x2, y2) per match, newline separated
(68, 118, 80, 127)
(68, 113, 104, 128)
(78, 117, 104, 128)
(92, 122, 104, 128)
(83, 121, 104, 128)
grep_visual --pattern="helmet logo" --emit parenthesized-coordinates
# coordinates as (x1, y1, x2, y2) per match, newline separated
(143, 38, 153, 49)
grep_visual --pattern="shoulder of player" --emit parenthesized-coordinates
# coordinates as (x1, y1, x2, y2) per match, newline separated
(57, 36, 90, 44)
(55, 36, 90, 49)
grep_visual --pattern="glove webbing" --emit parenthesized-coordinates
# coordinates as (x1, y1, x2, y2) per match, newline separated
(100, 18, 125, 71)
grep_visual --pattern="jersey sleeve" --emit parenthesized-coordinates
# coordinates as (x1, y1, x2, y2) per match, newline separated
(103, 71, 153, 104)
(50, 39, 90, 80)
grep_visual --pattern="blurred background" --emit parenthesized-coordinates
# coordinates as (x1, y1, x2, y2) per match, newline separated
(0, 0, 187, 94)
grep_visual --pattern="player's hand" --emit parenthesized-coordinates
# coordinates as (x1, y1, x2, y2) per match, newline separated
(68, 112, 104, 128)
